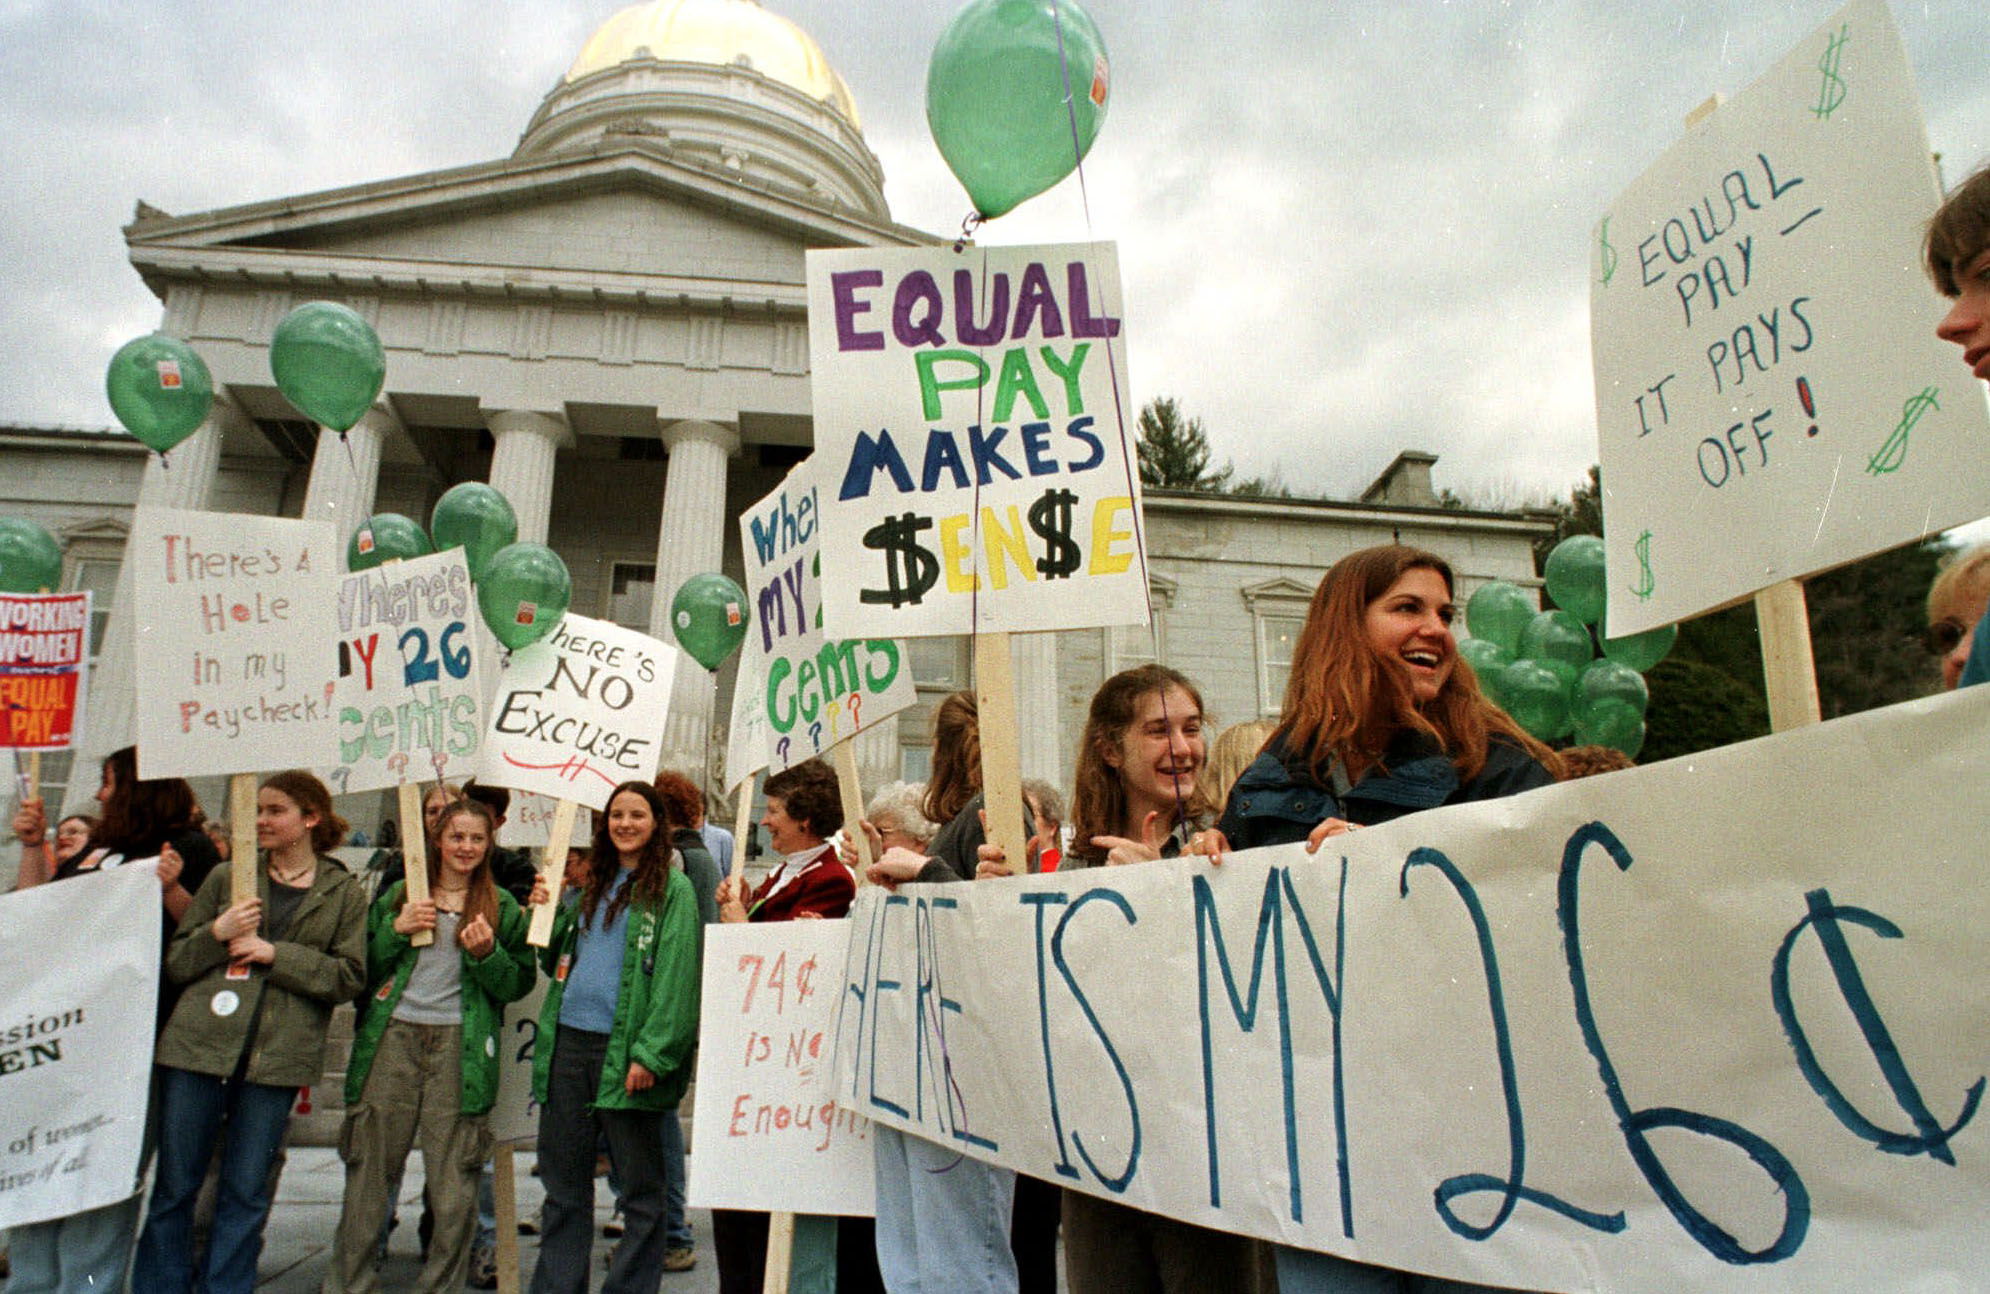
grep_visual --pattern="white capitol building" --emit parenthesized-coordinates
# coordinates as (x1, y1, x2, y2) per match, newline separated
(1, 0, 1546, 846)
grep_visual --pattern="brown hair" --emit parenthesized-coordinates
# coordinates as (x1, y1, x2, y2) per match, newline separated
(260, 769, 348, 853)
(1276, 545, 1554, 784)
(651, 770, 705, 836)
(922, 691, 982, 825)
(763, 759, 843, 841)
(1069, 665, 1211, 867)
(1926, 160, 1990, 296)
(1556, 745, 1637, 780)
(583, 780, 673, 929)
(428, 798, 501, 933)
(92, 746, 199, 856)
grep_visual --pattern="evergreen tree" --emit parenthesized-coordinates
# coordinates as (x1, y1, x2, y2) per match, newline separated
(1136, 397, 1233, 491)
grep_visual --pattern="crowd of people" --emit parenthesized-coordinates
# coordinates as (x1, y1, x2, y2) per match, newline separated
(5, 157, 1987, 1294)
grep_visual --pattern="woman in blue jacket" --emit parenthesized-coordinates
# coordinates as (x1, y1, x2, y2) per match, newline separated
(1208, 544, 1557, 1294)
(526, 780, 700, 1294)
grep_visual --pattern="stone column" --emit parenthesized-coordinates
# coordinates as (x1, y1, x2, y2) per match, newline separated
(65, 394, 241, 813)
(485, 408, 571, 545)
(647, 420, 739, 777)
(1012, 631, 1064, 790)
(300, 404, 392, 566)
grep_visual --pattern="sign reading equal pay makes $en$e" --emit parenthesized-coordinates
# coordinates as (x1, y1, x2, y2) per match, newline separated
(725, 456, 917, 788)
(807, 241, 1151, 639)
(1589, 0, 1990, 638)
(132, 507, 339, 779)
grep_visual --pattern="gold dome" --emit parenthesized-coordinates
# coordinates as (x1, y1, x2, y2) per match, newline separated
(567, 0, 861, 129)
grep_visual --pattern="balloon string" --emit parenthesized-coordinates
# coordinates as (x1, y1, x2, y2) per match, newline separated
(159, 452, 172, 473)
(952, 211, 984, 254)
(1049, 0, 1098, 232)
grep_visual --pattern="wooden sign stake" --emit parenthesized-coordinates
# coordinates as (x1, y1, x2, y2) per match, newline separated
(525, 797, 579, 948)
(762, 1209, 797, 1294)
(973, 632, 1028, 877)
(731, 774, 756, 882)
(1754, 579, 1823, 732)
(493, 1144, 521, 1294)
(229, 773, 258, 901)
(833, 738, 872, 880)
(397, 781, 434, 947)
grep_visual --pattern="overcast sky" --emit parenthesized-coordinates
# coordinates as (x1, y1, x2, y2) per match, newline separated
(1, 0, 1984, 509)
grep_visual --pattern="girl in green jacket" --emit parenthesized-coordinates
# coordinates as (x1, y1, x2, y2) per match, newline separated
(526, 779, 700, 1294)
(323, 797, 535, 1294)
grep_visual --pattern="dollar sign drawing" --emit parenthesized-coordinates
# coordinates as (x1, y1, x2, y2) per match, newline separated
(1027, 487, 1083, 579)
(859, 512, 940, 607)
(1866, 386, 1938, 476)
(1631, 530, 1656, 602)
(1812, 23, 1848, 120)
(795, 955, 817, 1004)
(1599, 217, 1617, 286)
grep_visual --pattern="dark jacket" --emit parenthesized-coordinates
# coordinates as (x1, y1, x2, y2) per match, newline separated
(671, 827, 723, 925)
(914, 792, 1034, 885)
(1217, 728, 1554, 851)
(158, 854, 369, 1087)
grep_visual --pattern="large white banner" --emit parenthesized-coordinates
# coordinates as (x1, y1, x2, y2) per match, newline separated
(0, 867, 160, 1227)
(689, 921, 874, 1215)
(479, 613, 677, 806)
(807, 242, 1150, 639)
(1590, 0, 1990, 636)
(725, 459, 918, 788)
(327, 550, 481, 796)
(833, 685, 1990, 1292)
(132, 507, 339, 779)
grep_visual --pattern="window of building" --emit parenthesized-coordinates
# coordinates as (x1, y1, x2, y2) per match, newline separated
(607, 562, 655, 629)
(1105, 574, 1176, 674)
(1241, 577, 1316, 716)
(907, 636, 969, 690)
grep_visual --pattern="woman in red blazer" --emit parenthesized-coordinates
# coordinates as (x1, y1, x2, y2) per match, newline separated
(715, 758, 854, 924)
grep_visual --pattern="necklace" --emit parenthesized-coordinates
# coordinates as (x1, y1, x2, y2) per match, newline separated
(270, 859, 315, 885)
(432, 884, 468, 912)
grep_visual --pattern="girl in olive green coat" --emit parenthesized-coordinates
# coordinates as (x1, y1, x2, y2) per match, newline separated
(323, 798, 535, 1294)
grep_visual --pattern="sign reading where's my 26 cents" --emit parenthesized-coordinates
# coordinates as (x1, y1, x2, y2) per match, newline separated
(1589, 0, 1990, 638)
(807, 242, 1151, 639)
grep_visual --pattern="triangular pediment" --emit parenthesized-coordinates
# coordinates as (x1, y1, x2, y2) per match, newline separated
(126, 145, 935, 293)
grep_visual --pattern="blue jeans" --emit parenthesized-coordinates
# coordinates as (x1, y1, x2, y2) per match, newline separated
(131, 1067, 297, 1294)
(660, 1112, 692, 1249)
(5, 1194, 144, 1294)
(1275, 1246, 1511, 1294)
(870, 1124, 1016, 1294)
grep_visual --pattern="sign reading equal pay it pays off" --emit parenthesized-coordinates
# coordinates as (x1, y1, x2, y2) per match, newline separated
(807, 241, 1151, 639)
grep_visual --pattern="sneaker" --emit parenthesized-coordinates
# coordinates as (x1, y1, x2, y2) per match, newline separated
(663, 1246, 697, 1272)
(468, 1245, 498, 1291)
(602, 1215, 624, 1238)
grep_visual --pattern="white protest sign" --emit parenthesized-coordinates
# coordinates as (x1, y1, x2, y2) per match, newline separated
(725, 458, 918, 788)
(0, 592, 90, 751)
(1590, 0, 1990, 637)
(833, 685, 1990, 1293)
(807, 241, 1150, 639)
(489, 978, 549, 1145)
(479, 612, 677, 805)
(0, 866, 159, 1227)
(498, 793, 591, 851)
(326, 550, 481, 796)
(132, 507, 338, 778)
(690, 920, 873, 1215)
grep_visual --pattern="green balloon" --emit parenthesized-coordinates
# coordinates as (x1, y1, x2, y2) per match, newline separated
(1458, 635, 1513, 678)
(926, 0, 1110, 219)
(269, 301, 386, 432)
(431, 483, 518, 581)
(1575, 658, 1649, 719)
(1497, 659, 1574, 741)
(477, 543, 572, 651)
(1543, 534, 1608, 625)
(347, 514, 433, 573)
(1518, 609, 1595, 674)
(670, 573, 751, 671)
(1465, 582, 1536, 654)
(1600, 621, 1679, 673)
(1572, 697, 1645, 758)
(0, 518, 63, 594)
(105, 333, 213, 454)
